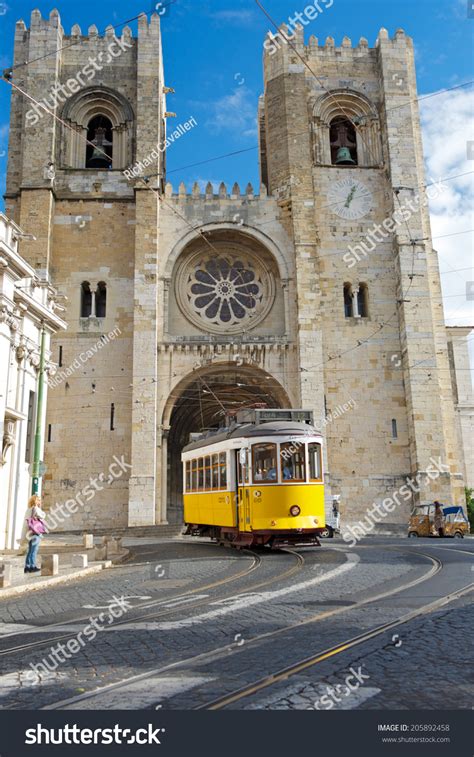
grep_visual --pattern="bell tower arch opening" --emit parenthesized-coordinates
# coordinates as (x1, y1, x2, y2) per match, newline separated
(163, 366, 291, 524)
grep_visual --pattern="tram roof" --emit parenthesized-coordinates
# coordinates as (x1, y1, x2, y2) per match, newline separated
(182, 421, 322, 453)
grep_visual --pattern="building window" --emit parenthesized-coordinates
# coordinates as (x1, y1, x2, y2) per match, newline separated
(312, 89, 382, 167)
(391, 419, 398, 439)
(110, 403, 115, 431)
(357, 283, 369, 317)
(175, 246, 276, 336)
(25, 391, 35, 462)
(81, 281, 92, 317)
(96, 281, 107, 318)
(344, 283, 353, 318)
(61, 87, 134, 170)
(330, 116, 357, 165)
(86, 115, 113, 169)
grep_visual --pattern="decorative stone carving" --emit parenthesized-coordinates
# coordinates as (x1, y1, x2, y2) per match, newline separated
(1, 418, 16, 466)
(175, 246, 275, 335)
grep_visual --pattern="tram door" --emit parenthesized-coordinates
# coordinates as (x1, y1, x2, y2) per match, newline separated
(237, 448, 250, 531)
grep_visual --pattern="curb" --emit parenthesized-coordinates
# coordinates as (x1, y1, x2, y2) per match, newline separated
(0, 556, 125, 601)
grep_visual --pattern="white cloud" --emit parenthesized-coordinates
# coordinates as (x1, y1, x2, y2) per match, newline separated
(206, 85, 258, 137)
(420, 86, 474, 328)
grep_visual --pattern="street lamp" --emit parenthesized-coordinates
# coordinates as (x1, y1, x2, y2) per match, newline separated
(31, 325, 45, 495)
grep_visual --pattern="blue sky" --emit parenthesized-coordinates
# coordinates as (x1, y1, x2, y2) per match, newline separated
(0, 0, 472, 331)
(0, 0, 472, 192)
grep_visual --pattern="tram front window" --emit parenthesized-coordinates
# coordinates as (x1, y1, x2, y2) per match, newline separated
(280, 442, 306, 482)
(252, 443, 278, 483)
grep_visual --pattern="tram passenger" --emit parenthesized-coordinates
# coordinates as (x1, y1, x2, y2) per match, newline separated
(283, 464, 293, 480)
(254, 468, 263, 481)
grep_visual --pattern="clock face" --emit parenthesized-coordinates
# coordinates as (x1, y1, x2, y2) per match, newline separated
(327, 178, 372, 220)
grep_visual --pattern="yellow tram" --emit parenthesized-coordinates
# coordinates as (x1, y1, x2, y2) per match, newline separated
(182, 409, 325, 548)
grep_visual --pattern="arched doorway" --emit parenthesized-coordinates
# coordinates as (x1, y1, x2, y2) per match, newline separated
(163, 365, 291, 524)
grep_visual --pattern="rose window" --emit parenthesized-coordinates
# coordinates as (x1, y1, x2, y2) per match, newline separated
(188, 256, 264, 325)
(176, 249, 275, 334)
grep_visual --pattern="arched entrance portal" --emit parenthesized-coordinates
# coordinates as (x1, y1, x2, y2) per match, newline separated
(163, 366, 291, 524)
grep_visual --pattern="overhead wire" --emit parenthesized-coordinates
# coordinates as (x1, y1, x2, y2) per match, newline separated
(1, 8, 471, 410)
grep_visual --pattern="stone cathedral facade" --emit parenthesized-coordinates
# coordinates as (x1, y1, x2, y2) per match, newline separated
(4, 10, 469, 532)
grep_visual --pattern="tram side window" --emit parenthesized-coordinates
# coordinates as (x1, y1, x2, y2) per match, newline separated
(212, 454, 219, 489)
(204, 456, 212, 490)
(252, 443, 278, 483)
(219, 452, 227, 489)
(280, 442, 306, 481)
(238, 449, 249, 485)
(197, 457, 204, 491)
(191, 459, 198, 491)
(185, 461, 191, 492)
(308, 443, 322, 481)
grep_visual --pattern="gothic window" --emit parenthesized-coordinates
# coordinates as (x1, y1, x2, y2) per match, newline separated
(86, 116, 113, 169)
(343, 283, 353, 318)
(96, 281, 107, 318)
(312, 90, 382, 167)
(189, 257, 263, 325)
(330, 116, 357, 165)
(357, 283, 369, 317)
(175, 247, 275, 335)
(61, 87, 134, 169)
(80, 281, 92, 317)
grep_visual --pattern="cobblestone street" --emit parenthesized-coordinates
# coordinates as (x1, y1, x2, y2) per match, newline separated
(0, 537, 471, 712)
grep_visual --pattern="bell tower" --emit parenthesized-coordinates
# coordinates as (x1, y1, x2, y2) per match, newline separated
(259, 26, 464, 511)
(5, 9, 168, 528)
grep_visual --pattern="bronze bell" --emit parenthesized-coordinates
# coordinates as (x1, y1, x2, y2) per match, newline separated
(335, 146, 356, 165)
(88, 127, 112, 168)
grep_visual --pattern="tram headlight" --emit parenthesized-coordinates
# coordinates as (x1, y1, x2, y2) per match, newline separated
(290, 505, 301, 517)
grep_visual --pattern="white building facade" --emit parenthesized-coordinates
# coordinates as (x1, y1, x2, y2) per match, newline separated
(0, 212, 66, 550)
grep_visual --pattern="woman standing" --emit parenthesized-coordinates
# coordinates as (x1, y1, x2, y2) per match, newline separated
(24, 495, 47, 574)
(433, 501, 445, 538)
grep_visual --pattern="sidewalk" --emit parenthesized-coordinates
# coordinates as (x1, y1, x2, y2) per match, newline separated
(0, 534, 128, 601)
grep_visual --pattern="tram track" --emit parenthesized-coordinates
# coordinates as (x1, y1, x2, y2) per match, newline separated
(0, 546, 306, 659)
(40, 546, 455, 711)
(201, 580, 474, 710)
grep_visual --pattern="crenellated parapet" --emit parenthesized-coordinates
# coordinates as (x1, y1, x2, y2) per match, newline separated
(18, 7, 159, 44)
(263, 25, 411, 85)
(163, 181, 267, 200)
